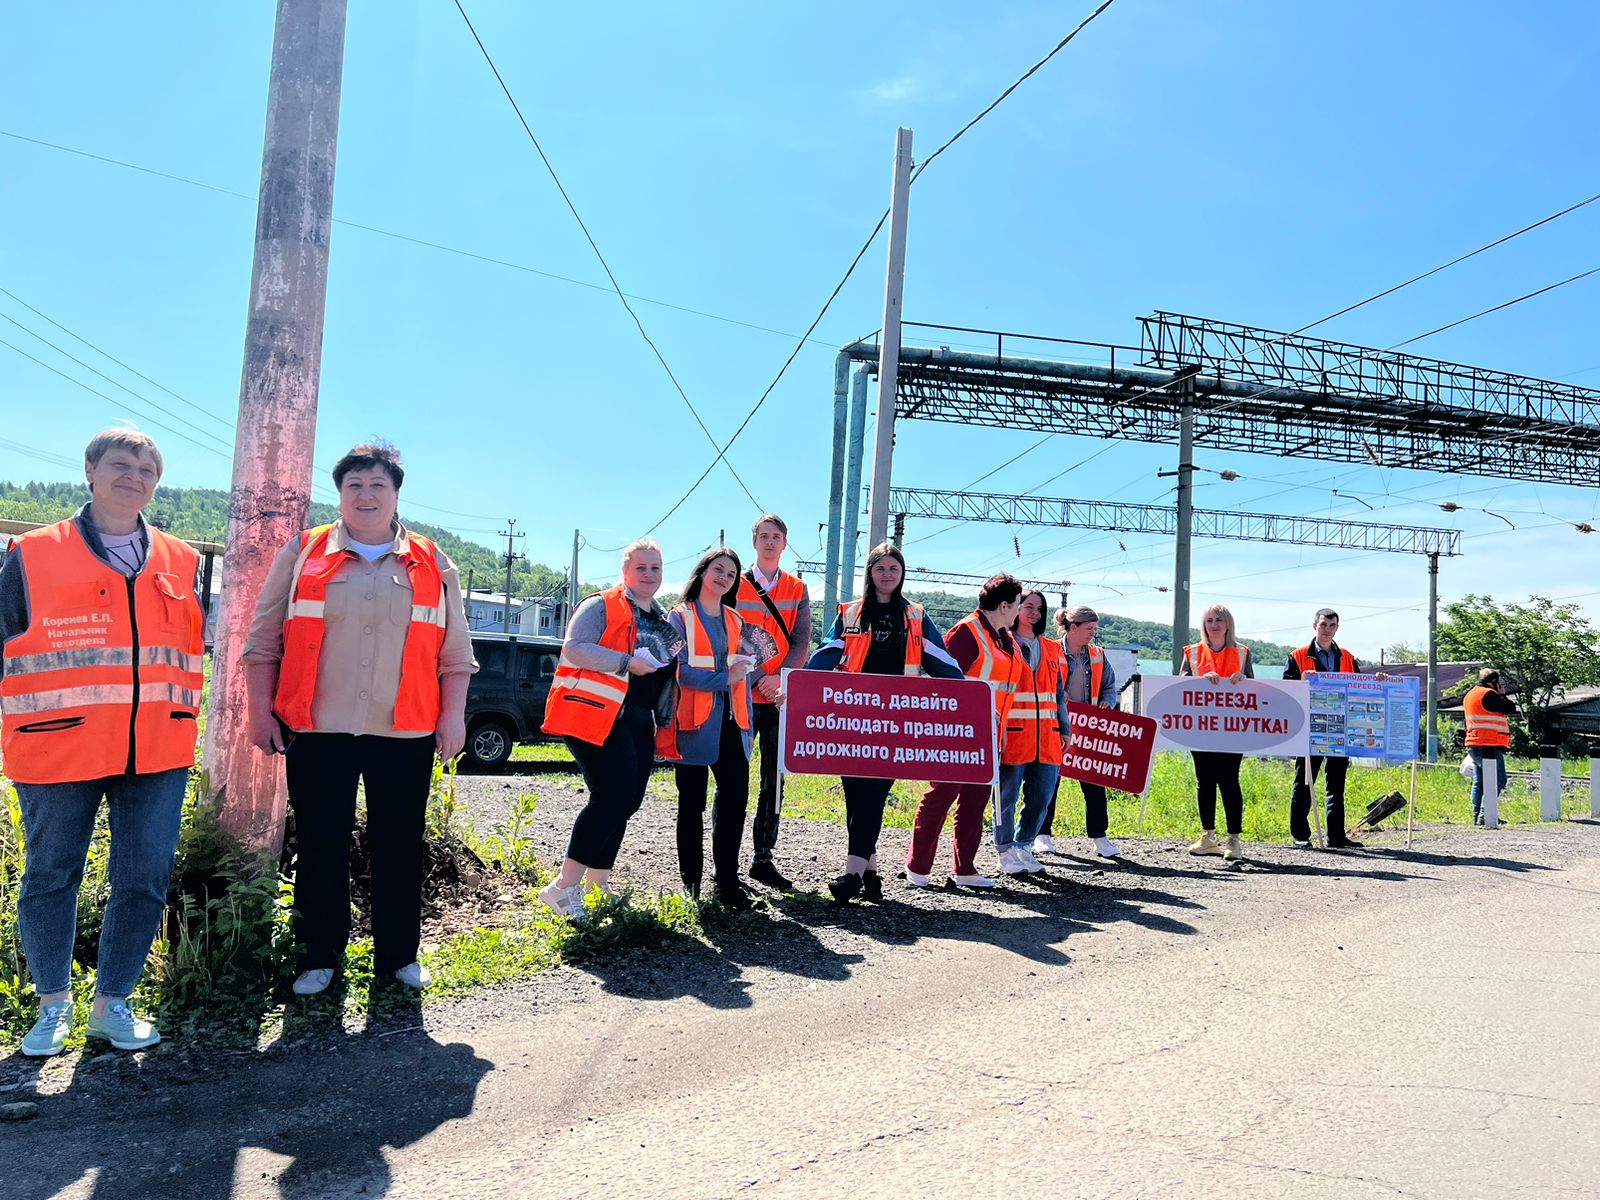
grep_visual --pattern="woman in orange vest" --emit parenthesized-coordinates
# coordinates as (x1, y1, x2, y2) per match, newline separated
(243, 442, 476, 997)
(539, 537, 678, 918)
(4, 429, 203, 1057)
(806, 542, 963, 901)
(906, 573, 1026, 889)
(1178, 603, 1254, 862)
(667, 548, 757, 908)
(994, 590, 1066, 875)
(1463, 668, 1517, 825)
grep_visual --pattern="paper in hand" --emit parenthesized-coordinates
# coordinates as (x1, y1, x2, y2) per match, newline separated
(738, 624, 781, 666)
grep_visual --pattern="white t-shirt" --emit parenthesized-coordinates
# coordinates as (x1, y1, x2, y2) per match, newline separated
(348, 539, 393, 562)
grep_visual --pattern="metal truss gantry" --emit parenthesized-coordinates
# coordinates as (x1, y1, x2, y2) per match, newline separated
(888, 487, 1461, 557)
(795, 560, 1074, 599)
(841, 316, 1600, 487)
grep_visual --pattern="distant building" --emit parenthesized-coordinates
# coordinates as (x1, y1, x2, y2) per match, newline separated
(463, 589, 565, 636)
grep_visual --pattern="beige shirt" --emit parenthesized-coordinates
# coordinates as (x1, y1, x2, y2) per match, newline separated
(242, 520, 478, 737)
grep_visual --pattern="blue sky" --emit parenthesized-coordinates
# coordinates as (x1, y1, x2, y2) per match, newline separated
(3, 0, 1598, 653)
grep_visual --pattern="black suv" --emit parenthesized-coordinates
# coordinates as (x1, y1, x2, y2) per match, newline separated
(461, 633, 564, 770)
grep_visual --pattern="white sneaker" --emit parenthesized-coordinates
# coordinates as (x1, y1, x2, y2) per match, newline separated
(1031, 835, 1056, 855)
(393, 961, 432, 990)
(997, 846, 1030, 875)
(539, 881, 587, 919)
(905, 869, 931, 888)
(292, 968, 335, 996)
(952, 873, 998, 889)
(1093, 836, 1121, 859)
(1017, 846, 1045, 873)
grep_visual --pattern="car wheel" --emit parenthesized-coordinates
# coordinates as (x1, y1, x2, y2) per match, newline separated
(463, 719, 515, 772)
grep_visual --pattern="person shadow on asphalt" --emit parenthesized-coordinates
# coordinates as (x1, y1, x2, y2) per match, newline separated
(3, 986, 494, 1200)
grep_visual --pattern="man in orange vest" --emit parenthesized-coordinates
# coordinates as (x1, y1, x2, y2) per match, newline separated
(733, 513, 811, 891)
(2, 429, 203, 1057)
(1463, 667, 1517, 825)
(1282, 607, 1367, 849)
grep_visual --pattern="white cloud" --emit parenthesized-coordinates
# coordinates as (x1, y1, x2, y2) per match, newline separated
(866, 74, 922, 105)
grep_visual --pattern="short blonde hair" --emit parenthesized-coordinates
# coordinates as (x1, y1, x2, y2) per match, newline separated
(1201, 603, 1237, 648)
(84, 428, 163, 477)
(621, 537, 662, 569)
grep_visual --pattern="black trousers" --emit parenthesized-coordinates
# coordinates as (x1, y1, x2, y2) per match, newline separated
(674, 711, 750, 893)
(286, 732, 435, 975)
(750, 701, 784, 863)
(1288, 755, 1350, 841)
(1039, 781, 1108, 838)
(565, 706, 656, 871)
(1192, 751, 1245, 836)
(842, 776, 894, 860)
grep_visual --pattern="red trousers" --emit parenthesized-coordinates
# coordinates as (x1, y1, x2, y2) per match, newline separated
(907, 781, 992, 876)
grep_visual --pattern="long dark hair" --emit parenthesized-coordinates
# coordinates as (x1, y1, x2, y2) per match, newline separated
(681, 547, 743, 605)
(1017, 589, 1049, 637)
(859, 541, 906, 609)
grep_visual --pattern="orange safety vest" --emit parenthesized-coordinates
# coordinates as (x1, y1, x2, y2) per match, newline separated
(1291, 644, 1356, 676)
(274, 525, 447, 733)
(1004, 637, 1064, 766)
(952, 611, 1024, 724)
(542, 586, 637, 745)
(673, 601, 750, 734)
(838, 598, 925, 675)
(1188, 641, 1249, 678)
(735, 568, 808, 704)
(1463, 685, 1511, 748)
(1, 519, 203, 784)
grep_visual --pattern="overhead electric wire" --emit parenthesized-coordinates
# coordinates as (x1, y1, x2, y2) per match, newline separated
(451, 0, 758, 510)
(0, 129, 837, 351)
(1388, 265, 1600, 350)
(636, 0, 1123, 535)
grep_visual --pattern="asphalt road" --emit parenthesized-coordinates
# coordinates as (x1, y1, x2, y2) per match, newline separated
(7, 823, 1598, 1200)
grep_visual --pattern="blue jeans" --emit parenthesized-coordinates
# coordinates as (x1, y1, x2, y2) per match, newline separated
(1468, 747, 1507, 819)
(995, 760, 1061, 850)
(16, 768, 187, 999)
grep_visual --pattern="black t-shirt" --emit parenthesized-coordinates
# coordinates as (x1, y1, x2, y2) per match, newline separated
(859, 598, 908, 676)
(622, 603, 675, 716)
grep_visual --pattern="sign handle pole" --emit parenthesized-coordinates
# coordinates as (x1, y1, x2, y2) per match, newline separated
(1137, 779, 1149, 832)
(1306, 756, 1324, 847)
(1406, 757, 1418, 849)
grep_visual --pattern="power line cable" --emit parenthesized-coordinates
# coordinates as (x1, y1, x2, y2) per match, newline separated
(637, 0, 1123, 535)
(1389, 265, 1600, 350)
(0, 129, 839, 351)
(451, 0, 759, 510)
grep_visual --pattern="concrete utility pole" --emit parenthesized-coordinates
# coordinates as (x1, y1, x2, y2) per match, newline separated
(207, 0, 348, 852)
(1426, 551, 1439, 762)
(866, 128, 913, 549)
(500, 519, 524, 634)
(1169, 372, 1196, 672)
(568, 528, 580, 627)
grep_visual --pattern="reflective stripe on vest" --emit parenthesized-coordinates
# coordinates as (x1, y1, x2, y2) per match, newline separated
(542, 586, 637, 745)
(1003, 637, 1064, 765)
(1463, 686, 1512, 747)
(735, 569, 809, 700)
(1, 519, 203, 784)
(273, 525, 447, 733)
(675, 602, 750, 733)
(1189, 642, 1248, 677)
(953, 611, 1023, 721)
(838, 599, 925, 675)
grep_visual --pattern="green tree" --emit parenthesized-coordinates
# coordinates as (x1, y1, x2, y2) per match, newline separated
(1383, 641, 1429, 664)
(1436, 593, 1600, 748)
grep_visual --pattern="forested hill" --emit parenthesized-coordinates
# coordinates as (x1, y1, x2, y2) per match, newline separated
(0, 480, 595, 599)
(1, 479, 1298, 660)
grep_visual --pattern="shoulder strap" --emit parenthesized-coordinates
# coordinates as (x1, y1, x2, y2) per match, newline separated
(744, 569, 794, 646)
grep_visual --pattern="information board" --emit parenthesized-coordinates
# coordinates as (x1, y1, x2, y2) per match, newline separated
(1304, 671, 1420, 760)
